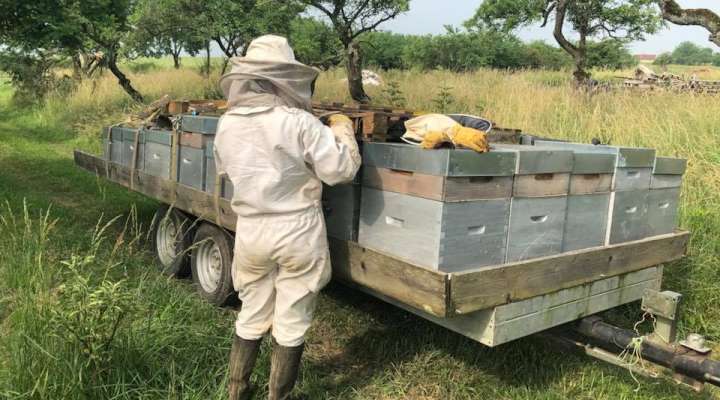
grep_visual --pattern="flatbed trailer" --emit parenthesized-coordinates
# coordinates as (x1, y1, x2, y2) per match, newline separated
(74, 149, 720, 390)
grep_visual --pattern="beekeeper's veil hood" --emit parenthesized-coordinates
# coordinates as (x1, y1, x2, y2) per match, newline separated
(219, 35, 319, 112)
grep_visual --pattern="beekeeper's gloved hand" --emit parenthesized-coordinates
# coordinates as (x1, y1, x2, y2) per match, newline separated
(421, 126, 489, 153)
(325, 113, 361, 168)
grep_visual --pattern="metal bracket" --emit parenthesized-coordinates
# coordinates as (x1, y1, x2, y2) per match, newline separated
(641, 289, 682, 344)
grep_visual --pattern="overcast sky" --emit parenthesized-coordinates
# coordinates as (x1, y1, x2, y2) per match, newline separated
(381, 0, 720, 54)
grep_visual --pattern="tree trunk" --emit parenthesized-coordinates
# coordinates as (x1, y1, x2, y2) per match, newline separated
(345, 41, 370, 104)
(107, 52, 144, 103)
(204, 41, 211, 76)
(552, 0, 590, 84)
(573, 31, 590, 84)
(172, 52, 181, 69)
(72, 53, 83, 81)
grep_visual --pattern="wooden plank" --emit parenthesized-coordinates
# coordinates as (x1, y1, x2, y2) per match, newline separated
(329, 238, 449, 317)
(450, 230, 689, 315)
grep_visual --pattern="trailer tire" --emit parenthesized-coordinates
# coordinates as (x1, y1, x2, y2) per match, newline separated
(191, 223, 236, 306)
(151, 205, 193, 277)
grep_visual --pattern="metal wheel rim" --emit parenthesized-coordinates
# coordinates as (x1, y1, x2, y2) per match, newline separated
(156, 216, 179, 267)
(196, 238, 223, 293)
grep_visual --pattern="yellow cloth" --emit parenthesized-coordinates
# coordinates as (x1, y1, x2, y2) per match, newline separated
(421, 125, 489, 153)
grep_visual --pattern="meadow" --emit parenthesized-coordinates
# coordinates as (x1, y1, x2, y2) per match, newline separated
(1, 60, 720, 399)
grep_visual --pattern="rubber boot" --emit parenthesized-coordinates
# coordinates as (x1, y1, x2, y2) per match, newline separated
(268, 339, 305, 400)
(228, 335, 262, 400)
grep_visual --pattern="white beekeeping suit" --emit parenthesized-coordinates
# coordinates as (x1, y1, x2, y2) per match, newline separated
(213, 35, 360, 400)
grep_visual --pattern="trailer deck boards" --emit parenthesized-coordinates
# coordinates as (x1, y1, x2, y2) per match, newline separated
(74, 150, 689, 320)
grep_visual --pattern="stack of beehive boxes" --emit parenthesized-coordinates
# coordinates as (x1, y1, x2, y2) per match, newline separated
(352, 143, 518, 272)
(105, 118, 686, 273)
(103, 115, 234, 200)
(324, 141, 687, 272)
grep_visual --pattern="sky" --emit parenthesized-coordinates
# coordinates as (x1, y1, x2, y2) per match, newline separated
(381, 0, 720, 54)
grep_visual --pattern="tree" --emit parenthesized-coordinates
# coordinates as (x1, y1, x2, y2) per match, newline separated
(0, 0, 144, 102)
(468, 0, 661, 83)
(301, 0, 409, 103)
(654, 52, 673, 66)
(289, 17, 344, 69)
(586, 40, 637, 69)
(130, 0, 206, 69)
(658, 0, 720, 48)
(671, 41, 715, 65)
(182, 0, 303, 73)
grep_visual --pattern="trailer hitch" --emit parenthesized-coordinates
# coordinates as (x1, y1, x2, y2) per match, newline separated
(544, 289, 720, 391)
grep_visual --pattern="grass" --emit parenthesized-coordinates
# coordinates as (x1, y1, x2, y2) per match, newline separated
(1, 62, 720, 399)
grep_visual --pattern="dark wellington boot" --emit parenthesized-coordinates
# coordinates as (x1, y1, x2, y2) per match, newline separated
(268, 340, 305, 400)
(228, 335, 262, 400)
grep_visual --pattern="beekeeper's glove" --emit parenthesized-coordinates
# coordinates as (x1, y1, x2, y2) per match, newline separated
(421, 126, 489, 153)
(328, 114, 353, 129)
(452, 126, 489, 153)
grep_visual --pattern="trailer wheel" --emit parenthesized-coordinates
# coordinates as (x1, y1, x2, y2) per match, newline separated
(191, 223, 236, 306)
(151, 205, 193, 277)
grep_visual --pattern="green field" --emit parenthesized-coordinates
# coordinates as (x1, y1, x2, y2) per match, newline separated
(2, 63, 720, 399)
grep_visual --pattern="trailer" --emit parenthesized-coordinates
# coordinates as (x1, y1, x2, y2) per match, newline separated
(73, 101, 720, 391)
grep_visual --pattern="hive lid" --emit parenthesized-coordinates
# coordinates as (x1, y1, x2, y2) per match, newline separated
(363, 142, 517, 177)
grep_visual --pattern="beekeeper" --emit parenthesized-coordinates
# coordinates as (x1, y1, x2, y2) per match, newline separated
(213, 35, 360, 400)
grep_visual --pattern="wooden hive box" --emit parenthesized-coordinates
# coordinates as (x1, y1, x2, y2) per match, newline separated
(322, 183, 361, 241)
(359, 143, 517, 271)
(181, 115, 219, 135)
(493, 144, 573, 198)
(359, 188, 510, 272)
(362, 143, 516, 202)
(142, 129, 174, 180)
(651, 156, 686, 189)
(493, 145, 573, 262)
(104, 126, 142, 169)
(647, 188, 681, 237)
(204, 142, 234, 200)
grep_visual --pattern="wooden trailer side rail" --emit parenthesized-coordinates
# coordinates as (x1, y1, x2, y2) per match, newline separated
(74, 150, 690, 318)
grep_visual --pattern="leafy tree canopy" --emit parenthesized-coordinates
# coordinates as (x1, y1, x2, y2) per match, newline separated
(467, 0, 660, 82)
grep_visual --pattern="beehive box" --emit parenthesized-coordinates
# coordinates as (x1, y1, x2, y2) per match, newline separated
(323, 184, 361, 241)
(204, 143, 234, 200)
(363, 142, 517, 177)
(104, 126, 141, 168)
(362, 142, 516, 201)
(506, 196, 567, 262)
(181, 115, 220, 135)
(607, 190, 649, 244)
(647, 187, 681, 236)
(142, 129, 173, 179)
(651, 156, 687, 189)
(493, 144, 573, 197)
(359, 188, 510, 272)
(522, 149, 615, 252)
